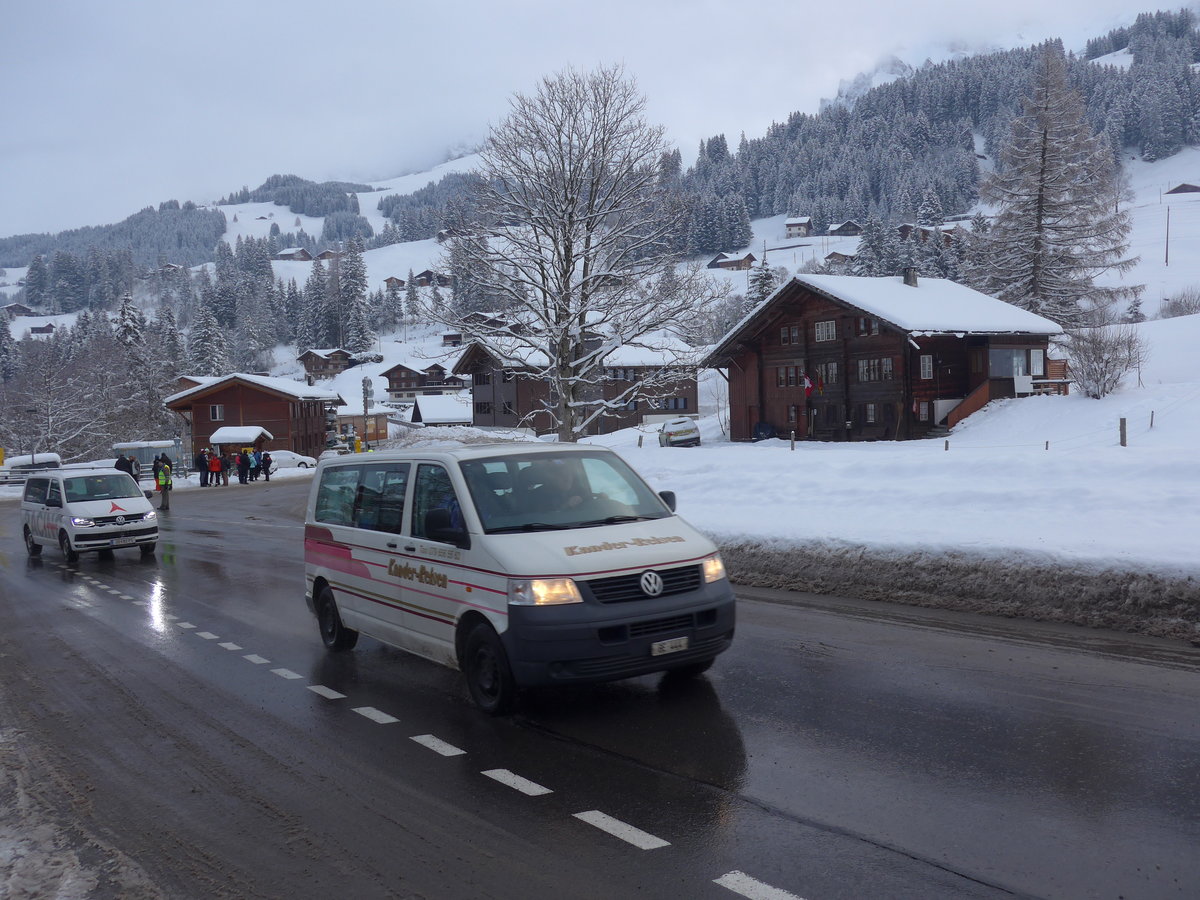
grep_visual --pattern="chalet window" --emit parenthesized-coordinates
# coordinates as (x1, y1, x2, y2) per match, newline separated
(857, 359, 882, 382)
(473, 372, 491, 386)
(989, 348, 1029, 377)
(856, 317, 879, 336)
(210, 404, 225, 421)
(502, 401, 515, 416)
(654, 397, 688, 410)
(882, 358, 893, 380)
(1030, 349, 1045, 377)
(474, 402, 493, 415)
(919, 402, 930, 422)
(817, 361, 838, 385)
(780, 327, 790, 345)
(622, 399, 638, 411)
(790, 325, 800, 344)
(787, 366, 798, 387)
(777, 367, 786, 388)
(815, 320, 837, 342)
(920, 355, 933, 379)
(866, 403, 876, 424)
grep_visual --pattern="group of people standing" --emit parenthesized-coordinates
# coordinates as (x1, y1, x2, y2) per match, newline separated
(194, 448, 273, 487)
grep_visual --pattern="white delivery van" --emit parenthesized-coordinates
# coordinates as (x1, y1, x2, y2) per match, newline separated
(304, 443, 735, 713)
(22, 468, 158, 562)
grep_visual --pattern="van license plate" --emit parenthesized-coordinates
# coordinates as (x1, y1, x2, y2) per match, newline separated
(651, 636, 689, 656)
(112, 537, 135, 546)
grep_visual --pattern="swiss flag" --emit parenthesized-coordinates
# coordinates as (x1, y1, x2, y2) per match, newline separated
(803, 374, 814, 397)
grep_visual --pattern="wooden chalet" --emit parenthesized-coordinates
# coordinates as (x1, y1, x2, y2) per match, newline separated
(703, 272, 1065, 442)
(827, 220, 863, 237)
(706, 251, 757, 271)
(380, 360, 467, 400)
(453, 334, 698, 436)
(275, 247, 313, 261)
(317, 249, 341, 260)
(1165, 183, 1200, 194)
(785, 216, 813, 238)
(413, 269, 451, 287)
(2, 302, 34, 318)
(164, 373, 344, 459)
(383, 275, 406, 289)
(897, 224, 955, 246)
(298, 347, 355, 379)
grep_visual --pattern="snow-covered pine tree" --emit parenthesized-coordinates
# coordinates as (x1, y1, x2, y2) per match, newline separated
(115, 293, 145, 352)
(979, 42, 1141, 326)
(0, 317, 18, 381)
(187, 302, 230, 376)
(746, 256, 778, 305)
(916, 187, 944, 227)
(405, 271, 420, 322)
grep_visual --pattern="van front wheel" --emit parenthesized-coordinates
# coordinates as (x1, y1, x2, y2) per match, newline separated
(316, 585, 358, 650)
(59, 532, 79, 564)
(463, 622, 517, 715)
(24, 527, 41, 556)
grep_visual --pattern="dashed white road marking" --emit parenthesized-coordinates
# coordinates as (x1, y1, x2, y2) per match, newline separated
(106, 588, 122, 595)
(196, 632, 219, 640)
(411, 734, 465, 757)
(219, 642, 243, 651)
(715, 871, 806, 900)
(572, 811, 669, 850)
(131, 600, 149, 606)
(353, 707, 398, 725)
(482, 769, 552, 796)
(307, 685, 346, 700)
(120, 595, 135, 601)
(270, 668, 302, 680)
(176, 622, 196, 629)
(244, 654, 270, 664)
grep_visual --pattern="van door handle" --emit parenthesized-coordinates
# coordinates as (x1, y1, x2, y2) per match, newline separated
(404, 545, 416, 552)
(386, 542, 398, 549)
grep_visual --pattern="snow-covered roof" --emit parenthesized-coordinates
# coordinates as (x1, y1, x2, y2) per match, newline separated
(413, 393, 473, 425)
(796, 274, 1064, 335)
(207, 426, 275, 445)
(706, 274, 1063, 366)
(164, 373, 344, 405)
(300, 347, 351, 358)
(785, 216, 812, 224)
(603, 330, 698, 367)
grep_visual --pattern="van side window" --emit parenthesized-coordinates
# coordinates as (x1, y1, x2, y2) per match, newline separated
(23, 478, 49, 504)
(411, 464, 462, 540)
(314, 467, 362, 526)
(355, 464, 409, 533)
(47, 482, 62, 506)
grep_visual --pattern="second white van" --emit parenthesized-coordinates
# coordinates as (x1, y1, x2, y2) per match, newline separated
(304, 443, 735, 713)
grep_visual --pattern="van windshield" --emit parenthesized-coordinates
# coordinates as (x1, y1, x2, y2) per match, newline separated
(63, 474, 143, 502)
(460, 451, 671, 534)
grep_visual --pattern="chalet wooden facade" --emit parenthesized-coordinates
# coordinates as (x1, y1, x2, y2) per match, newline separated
(703, 273, 1064, 442)
(827, 220, 863, 236)
(275, 248, 313, 261)
(380, 361, 467, 400)
(785, 216, 813, 238)
(298, 348, 354, 379)
(453, 339, 698, 436)
(707, 252, 757, 271)
(164, 374, 343, 458)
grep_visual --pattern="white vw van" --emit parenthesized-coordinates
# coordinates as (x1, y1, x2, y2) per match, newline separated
(22, 468, 158, 562)
(304, 443, 735, 713)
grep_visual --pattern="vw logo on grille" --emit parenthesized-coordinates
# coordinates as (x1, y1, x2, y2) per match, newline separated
(115, 515, 126, 525)
(639, 570, 664, 597)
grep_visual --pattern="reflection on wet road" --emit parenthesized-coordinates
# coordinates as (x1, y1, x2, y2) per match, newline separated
(1, 480, 1197, 899)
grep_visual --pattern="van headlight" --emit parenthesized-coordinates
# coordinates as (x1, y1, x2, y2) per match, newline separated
(70, 517, 96, 527)
(702, 554, 726, 583)
(144, 510, 157, 521)
(509, 578, 583, 606)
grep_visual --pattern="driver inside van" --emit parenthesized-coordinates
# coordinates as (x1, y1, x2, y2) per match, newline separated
(523, 459, 588, 511)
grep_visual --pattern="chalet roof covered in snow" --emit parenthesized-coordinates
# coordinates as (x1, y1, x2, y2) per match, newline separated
(412, 393, 473, 425)
(207, 426, 275, 445)
(164, 372, 344, 405)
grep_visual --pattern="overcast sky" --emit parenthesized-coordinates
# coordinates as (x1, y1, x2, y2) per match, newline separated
(0, 0, 1139, 238)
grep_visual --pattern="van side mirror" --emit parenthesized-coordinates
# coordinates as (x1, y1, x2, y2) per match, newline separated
(144, 490, 154, 500)
(658, 490, 676, 512)
(424, 507, 470, 549)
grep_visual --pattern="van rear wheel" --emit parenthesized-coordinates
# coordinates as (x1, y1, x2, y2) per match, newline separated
(463, 622, 517, 715)
(59, 532, 79, 564)
(316, 585, 358, 650)
(23, 527, 41, 557)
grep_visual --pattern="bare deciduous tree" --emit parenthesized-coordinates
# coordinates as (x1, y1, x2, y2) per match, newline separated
(437, 65, 719, 440)
(1066, 323, 1148, 399)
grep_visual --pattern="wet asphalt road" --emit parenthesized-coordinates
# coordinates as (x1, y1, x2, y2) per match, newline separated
(1, 477, 1198, 899)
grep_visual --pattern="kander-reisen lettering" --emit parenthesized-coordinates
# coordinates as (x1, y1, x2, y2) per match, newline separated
(563, 535, 685, 557)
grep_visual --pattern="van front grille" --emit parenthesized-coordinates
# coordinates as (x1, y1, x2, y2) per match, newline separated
(585, 564, 701, 603)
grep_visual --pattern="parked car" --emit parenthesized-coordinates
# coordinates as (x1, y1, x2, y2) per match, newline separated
(319, 448, 350, 460)
(268, 450, 317, 469)
(657, 417, 701, 447)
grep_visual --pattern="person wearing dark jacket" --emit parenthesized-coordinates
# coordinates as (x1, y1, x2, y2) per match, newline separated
(236, 451, 250, 484)
(261, 450, 273, 482)
(114, 454, 134, 477)
(195, 449, 209, 487)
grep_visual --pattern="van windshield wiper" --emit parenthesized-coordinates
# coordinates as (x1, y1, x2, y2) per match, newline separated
(575, 515, 661, 527)
(489, 522, 572, 533)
